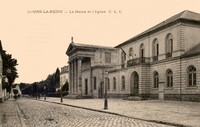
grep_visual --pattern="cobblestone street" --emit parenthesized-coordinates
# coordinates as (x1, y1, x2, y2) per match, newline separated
(0, 98, 174, 127)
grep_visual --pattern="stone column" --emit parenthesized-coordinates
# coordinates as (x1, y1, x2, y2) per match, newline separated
(69, 61, 73, 95)
(76, 59, 78, 94)
(77, 58, 82, 95)
(72, 60, 75, 94)
(74, 59, 76, 94)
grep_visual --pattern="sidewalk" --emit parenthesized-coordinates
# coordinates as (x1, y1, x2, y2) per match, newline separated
(0, 98, 26, 127)
(39, 97, 200, 127)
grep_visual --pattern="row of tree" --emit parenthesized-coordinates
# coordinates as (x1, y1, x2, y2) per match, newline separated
(19, 68, 69, 97)
(0, 41, 69, 97)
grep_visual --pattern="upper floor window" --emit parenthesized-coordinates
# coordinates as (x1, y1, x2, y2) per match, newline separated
(166, 69, 173, 87)
(105, 52, 111, 63)
(113, 77, 116, 90)
(140, 44, 145, 63)
(188, 66, 196, 87)
(152, 39, 159, 61)
(165, 34, 173, 58)
(121, 50, 126, 68)
(129, 47, 133, 58)
(140, 44, 145, 58)
(121, 76, 125, 90)
(153, 71, 159, 88)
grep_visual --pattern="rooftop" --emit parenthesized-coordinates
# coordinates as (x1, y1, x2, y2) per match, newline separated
(116, 10, 200, 48)
(66, 42, 116, 55)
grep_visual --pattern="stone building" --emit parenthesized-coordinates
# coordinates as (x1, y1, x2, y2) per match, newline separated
(60, 65, 69, 88)
(66, 10, 200, 101)
(66, 41, 118, 98)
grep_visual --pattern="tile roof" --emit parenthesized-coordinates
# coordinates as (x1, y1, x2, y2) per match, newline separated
(116, 10, 200, 48)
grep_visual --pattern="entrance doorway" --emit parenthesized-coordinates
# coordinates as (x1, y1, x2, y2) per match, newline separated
(85, 79, 88, 95)
(130, 71, 139, 95)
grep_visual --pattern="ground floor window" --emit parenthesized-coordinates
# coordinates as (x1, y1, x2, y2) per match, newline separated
(113, 77, 116, 90)
(188, 65, 196, 87)
(153, 71, 159, 88)
(121, 76, 125, 90)
(93, 77, 96, 90)
(166, 69, 173, 87)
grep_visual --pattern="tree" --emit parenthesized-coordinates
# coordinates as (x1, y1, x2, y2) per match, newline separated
(61, 81, 69, 92)
(55, 68, 60, 88)
(0, 41, 19, 93)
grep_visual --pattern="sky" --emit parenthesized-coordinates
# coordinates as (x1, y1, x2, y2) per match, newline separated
(0, 0, 200, 83)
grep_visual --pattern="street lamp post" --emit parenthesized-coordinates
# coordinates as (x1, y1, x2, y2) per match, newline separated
(104, 72, 108, 110)
(44, 85, 46, 100)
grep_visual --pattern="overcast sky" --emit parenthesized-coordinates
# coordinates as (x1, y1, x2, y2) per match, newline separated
(1, 0, 200, 83)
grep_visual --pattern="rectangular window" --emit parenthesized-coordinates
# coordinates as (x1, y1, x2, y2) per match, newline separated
(93, 77, 97, 90)
(105, 52, 111, 63)
(85, 79, 88, 95)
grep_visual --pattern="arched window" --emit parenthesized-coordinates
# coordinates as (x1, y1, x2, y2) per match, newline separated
(121, 50, 126, 68)
(153, 71, 159, 88)
(121, 76, 125, 90)
(129, 47, 133, 58)
(107, 78, 110, 91)
(152, 39, 159, 61)
(140, 44, 145, 57)
(166, 69, 173, 87)
(140, 44, 145, 63)
(113, 77, 116, 90)
(188, 66, 196, 86)
(165, 34, 173, 58)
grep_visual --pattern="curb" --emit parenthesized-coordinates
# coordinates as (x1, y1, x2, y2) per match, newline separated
(16, 100, 27, 127)
(36, 99, 189, 127)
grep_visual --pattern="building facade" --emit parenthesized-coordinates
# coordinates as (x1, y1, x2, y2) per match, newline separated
(66, 42, 118, 98)
(66, 10, 200, 101)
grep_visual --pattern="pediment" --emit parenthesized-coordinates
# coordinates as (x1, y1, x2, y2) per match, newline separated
(66, 43, 76, 55)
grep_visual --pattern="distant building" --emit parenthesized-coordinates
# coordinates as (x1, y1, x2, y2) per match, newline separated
(66, 10, 200, 101)
(60, 66, 69, 89)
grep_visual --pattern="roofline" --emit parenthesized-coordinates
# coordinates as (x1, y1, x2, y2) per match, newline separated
(115, 18, 200, 48)
(66, 42, 117, 56)
(74, 43, 116, 50)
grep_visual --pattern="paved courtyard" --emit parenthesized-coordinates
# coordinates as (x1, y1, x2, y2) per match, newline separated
(0, 98, 174, 127)
(40, 97, 200, 127)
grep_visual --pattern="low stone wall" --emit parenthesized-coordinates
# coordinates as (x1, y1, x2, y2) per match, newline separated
(151, 94, 200, 102)
(149, 94, 158, 99)
(180, 94, 200, 102)
(107, 93, 129, 98)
